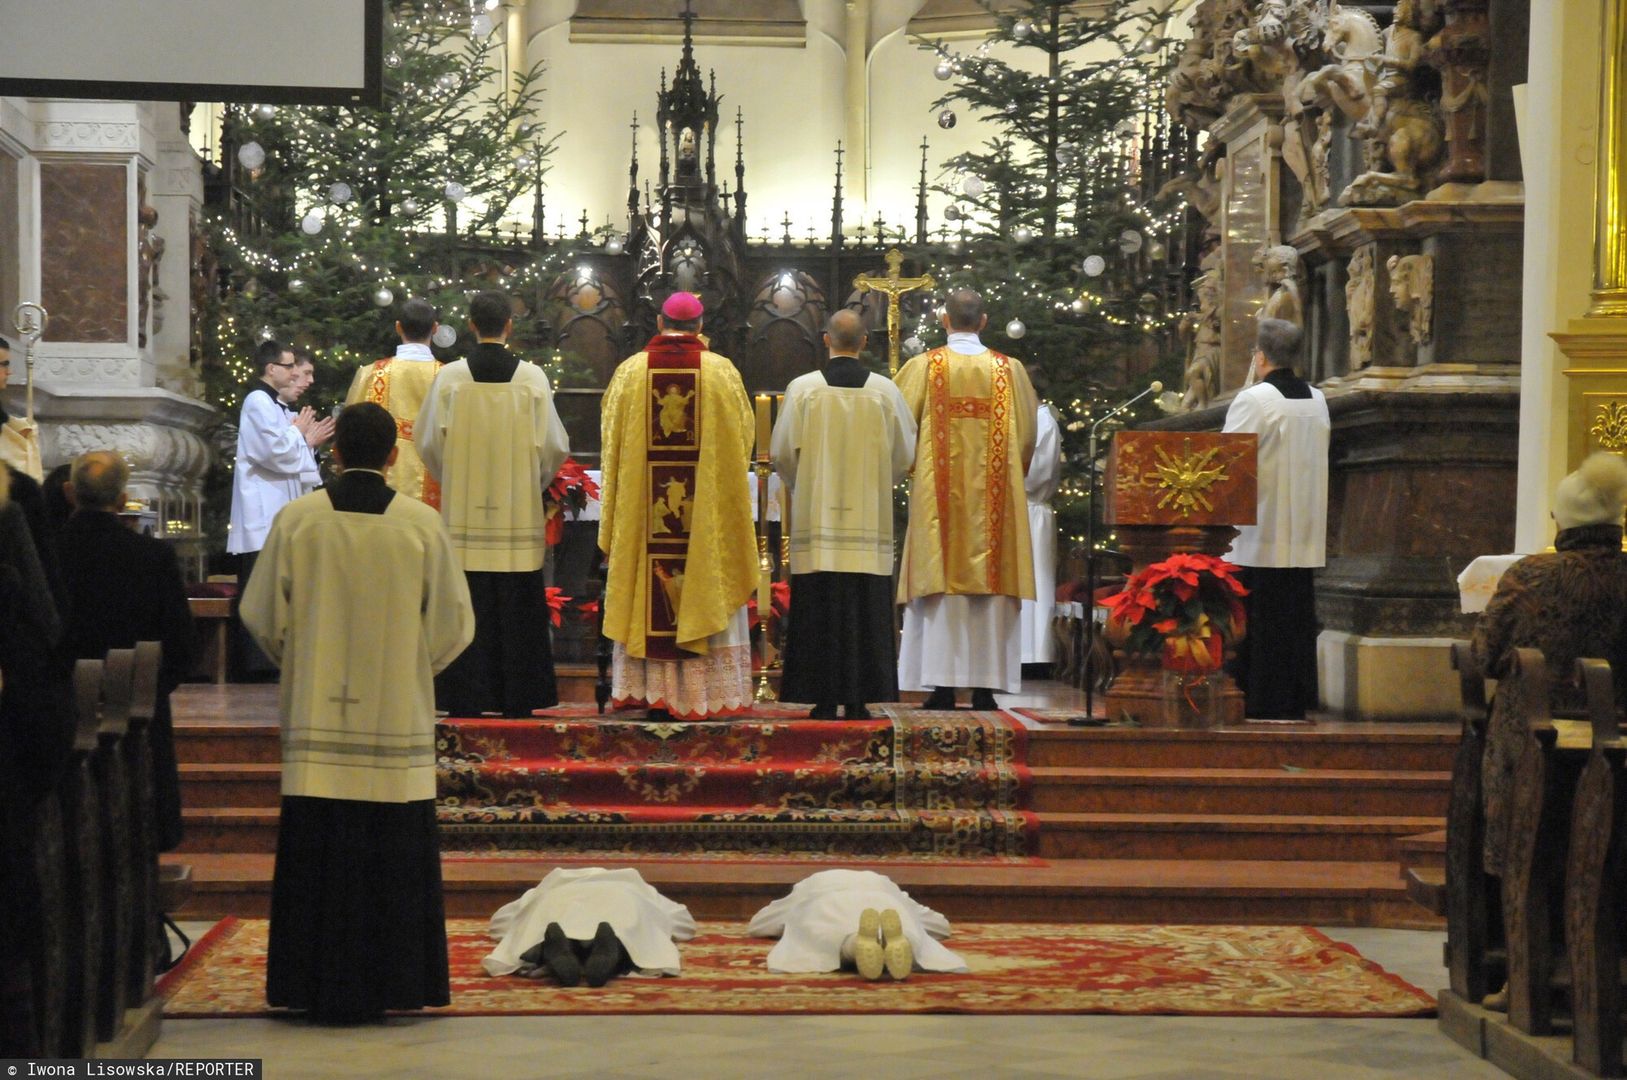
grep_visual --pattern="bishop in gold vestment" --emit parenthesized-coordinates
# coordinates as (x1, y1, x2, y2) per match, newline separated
(599, 293, 757, 720)
(344, 299, 445, 507)
(896, 290, 1037, 709)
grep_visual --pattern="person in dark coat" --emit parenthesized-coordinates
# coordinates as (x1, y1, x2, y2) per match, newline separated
(57, 450, 196, 851)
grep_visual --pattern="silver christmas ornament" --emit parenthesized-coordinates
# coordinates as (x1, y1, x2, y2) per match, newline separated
(432, 324, 457, 348)
(1081, 254, 1106, 277)
(328, 182, 353, 206)
(934, 58, 954, 81)
(1013, 17, 1033, 39)
(237, 141, 266, 170)
(471, 12, 494, 36)
(1071, 297, 1088, 313)
(257, 325, 275, 341)
(372, 286, 394, 307)
(604, 234, 625, 255)
(300, 211, 324, 235)
(1118, 229, 1144, 254)
(384, 51, 402, 69)
(400, 196, 421, 215)
(962, 175, 985, 197)
(937, 109, 957, 130)
(1012, 225, 1035, 244)
(436, 72, 457, 91)
(253, 103, 276, 122)
(288, 278, 306, 293)
(904, 335, 925, 357)
(944, 205, 962, 222)
(1147, 241, 1167, 261)
(514, 153, 534, 170)
(444, 180, 467, 201)
(1005, 318, 1027, 339)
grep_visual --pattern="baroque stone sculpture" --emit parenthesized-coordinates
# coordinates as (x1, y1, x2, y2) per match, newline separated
(1341, 0, 1445, 205)
(1255, 243, 1304, 326)
(1181, 268, 1223, 411)
(1386, 253, 1434, 346)
(1345, 245, 1377, 369)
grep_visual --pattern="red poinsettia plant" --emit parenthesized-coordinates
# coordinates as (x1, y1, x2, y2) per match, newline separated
(544, 587, 571, 628)
(544, 457, 601, 546)
(1104, 553, 1248, 675)
(746, 580, 792, 630)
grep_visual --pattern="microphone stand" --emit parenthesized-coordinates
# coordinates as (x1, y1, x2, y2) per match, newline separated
(1075, 383, 1160, 727)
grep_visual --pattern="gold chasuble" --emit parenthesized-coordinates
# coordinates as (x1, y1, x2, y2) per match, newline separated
(0, 417, 43, 483)
(345, 357, 443, 507)
(600, 334, 756, 658)
(895, 345, 1039, 603)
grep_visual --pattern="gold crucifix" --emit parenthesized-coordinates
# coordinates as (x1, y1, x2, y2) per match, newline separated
(853, 248, 936, 376)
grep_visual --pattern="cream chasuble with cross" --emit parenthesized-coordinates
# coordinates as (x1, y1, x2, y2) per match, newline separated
(240, 479, 475, 803)
(415, 359, 570, 573)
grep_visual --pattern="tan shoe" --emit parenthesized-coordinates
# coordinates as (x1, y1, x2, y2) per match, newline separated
(879, 908, 912, 981)
(854, 909, 884, 980)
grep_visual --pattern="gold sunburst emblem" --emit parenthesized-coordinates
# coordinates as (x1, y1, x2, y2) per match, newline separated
(1147, 438, 1230, 518)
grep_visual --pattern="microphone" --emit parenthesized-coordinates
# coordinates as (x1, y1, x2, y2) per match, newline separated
(1091, 381, 1163, 433)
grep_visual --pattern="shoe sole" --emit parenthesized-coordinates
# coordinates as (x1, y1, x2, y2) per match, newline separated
(855, 909, 884, 979)
(878, 909, 911, 980)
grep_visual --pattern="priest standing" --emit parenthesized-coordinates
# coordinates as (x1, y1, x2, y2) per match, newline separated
(896, 288, 1038, 711)
(241, 402, 474, 1023)
(1020, 403, 1062, 669)
(771, 310, 915, 718)
(1221, 317, 1329, 720)
(416, 290, 570, 717)
(345, 298, 444, 506)
(599, 292, 757, 721)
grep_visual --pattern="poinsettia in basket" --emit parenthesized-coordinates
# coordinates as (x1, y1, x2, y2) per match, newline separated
(544, 457, 601, 547)
(1104, 552, 1247, 724)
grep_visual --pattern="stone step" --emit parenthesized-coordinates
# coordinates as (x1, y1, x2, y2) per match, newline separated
(1028, 766, 1450, 816)
(1394, 827, 1448, 870)
(165, 852, 1436, 928)
(1024, 725, 1458, 772)
(1032, 811, 1445, 862)
(178, 763, 281, 808)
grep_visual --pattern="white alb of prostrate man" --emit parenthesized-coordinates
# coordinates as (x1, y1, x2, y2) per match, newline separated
(484, 867, 697, 981)
(748, 869, 967, 980)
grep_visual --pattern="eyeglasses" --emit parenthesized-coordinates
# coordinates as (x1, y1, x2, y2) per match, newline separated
(271, 361, 297, 369)
(0, 360, 10, 368)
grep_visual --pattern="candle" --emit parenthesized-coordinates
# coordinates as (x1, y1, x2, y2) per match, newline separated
(755, 393, 772, 460)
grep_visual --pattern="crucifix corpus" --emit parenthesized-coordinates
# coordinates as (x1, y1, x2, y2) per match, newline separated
(854, 248, 935, 376)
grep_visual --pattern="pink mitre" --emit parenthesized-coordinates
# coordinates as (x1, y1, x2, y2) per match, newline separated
(661, 292, 704, 321)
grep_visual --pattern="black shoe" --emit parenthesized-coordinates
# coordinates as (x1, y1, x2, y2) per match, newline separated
(583, 922, 624, 988)
(540, 923, 582, 987)
(970, 688, 998, 712)
(809, 703, 839, 720)
(920, 687, 957, 711)
(646, 706, 676, 723)
(844, 703, 873, 720)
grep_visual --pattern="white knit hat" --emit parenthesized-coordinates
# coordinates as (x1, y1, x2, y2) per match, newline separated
(1554, 452, 1627, 530)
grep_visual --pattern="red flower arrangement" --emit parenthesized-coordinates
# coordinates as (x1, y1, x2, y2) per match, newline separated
(544, 587, 571, 628)
(1104, 553, 1248, 675)
(544, 457, 601, 546)
(746, 580, 792, 630)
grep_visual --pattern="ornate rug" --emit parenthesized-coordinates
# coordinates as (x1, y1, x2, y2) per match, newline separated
(159, 918, 1436, 1019)
(435, 707, 1033, 859)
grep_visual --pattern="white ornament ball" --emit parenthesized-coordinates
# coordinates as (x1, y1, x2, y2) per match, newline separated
(1147, 241, 1167, 261)
(962, 175, 985, 197)
(384, 51, 402, 69)
(944, 205, 962, 222)
(1118, 229, 1144, 254)
(328, 181, 352, 206)
(1013, 17, 1034, 39)
(514, 153, 534, 170)
(1005, 318, 1027, 339)
(436, 73, 457, 91)
(253, 103, 276, 122)
(372, 286, 395, 307)
(518, 123, 536, 139)
(904, 335, 925, 357)
(604, 235, 625, 255)
(288, 278, 306, 293)
(444, 180, 467, 202)
(937, 109, 957, 130)
(300, 211, 324, 235)
(1012, 225, 1035, 244)
(934, 58, 954, 81)
(1082, 254, 1106, 277)
(400, 196, 420, 215)
(237, 141, 267, 170)
(432, 324, 457, 349)
(257, 325, 275, 342)
(471, 12, 494, 37)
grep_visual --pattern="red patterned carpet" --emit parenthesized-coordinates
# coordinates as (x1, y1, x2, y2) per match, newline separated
(159, 918, 1436, 1018)
(435, 706, 1033, 859)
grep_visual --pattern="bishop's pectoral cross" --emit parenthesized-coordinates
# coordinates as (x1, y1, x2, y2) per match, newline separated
(328, 680, 362, 722)
(854, 248, 936, 377)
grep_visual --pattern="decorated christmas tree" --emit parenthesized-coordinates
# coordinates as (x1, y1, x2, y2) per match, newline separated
(911, 0, 1199, 546)
(203, 0, 559, 411)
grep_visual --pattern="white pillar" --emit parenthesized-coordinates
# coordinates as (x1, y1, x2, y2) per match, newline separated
(844, 0, 871, 210)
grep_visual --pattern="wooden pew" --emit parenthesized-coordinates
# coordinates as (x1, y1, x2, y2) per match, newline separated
(92, 649, 136, 1043)
(1565, 657, 1627, 1077)
(1446, 641, 1504, 1005)
(124, 641, 163, 1008)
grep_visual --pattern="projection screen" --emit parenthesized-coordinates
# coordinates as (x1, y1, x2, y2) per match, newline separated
(0, 0, 384, 106)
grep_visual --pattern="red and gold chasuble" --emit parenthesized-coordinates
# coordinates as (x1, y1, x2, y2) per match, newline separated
(354, 357, 444, 508)
(643, 337, 705, 660)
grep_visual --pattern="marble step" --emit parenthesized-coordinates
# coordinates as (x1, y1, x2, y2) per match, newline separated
(1394, 827, 1447, 870)
(1024, 725, 1459, 772)
(165, 852, 1435, 927)
(1032, 811, 1445, 862)
(1028, 766, 1450, 817)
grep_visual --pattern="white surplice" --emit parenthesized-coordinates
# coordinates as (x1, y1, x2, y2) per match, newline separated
(277, 396, 323, 493)
(771, 367, 915, 577)
(747, 870, 967, 974)
(227, 386, 310, 554)
(415, 360, 569, 573)
(1020, 404, 1061, 663)
(484, 867, 697, 977)
(1220, 381, 1330, 567)
(239, 482, 475, 803)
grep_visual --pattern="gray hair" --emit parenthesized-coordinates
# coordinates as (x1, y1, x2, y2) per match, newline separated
(825, 309, 868, 354)
(70, 450, 129, 512)
(1255, 317, 1302, 370)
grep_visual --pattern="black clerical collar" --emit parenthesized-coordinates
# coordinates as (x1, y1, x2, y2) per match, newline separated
(822, 355, 870, 389)
(469, 341, 520, 383)
(1262, 367, 1311, 399)
(327, 469, 395, 514)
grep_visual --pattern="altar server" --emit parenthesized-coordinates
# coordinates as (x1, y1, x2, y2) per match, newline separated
(1221, 317, 1330, 720)
(484, 867, 696, 986)
(1020, 403, 1062, 667)
(282, 349, 324, 493)
(241, 402, 474, 1023)
(599, 292, 757, 720)
(772, 310, 915, 718)
(345, 298, 444, 506)
(748, 869, 967, 980)
(896, 289, 1038, 711)
(416, 290, 570, 717)
(0, 336, 42, 482)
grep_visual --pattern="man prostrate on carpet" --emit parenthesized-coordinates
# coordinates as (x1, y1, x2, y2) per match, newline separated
(896, 288, 1038, 712)
(771, 310, 915, 719)
(416, 290, 570, 717)
(242, 402, 475, 1023)
(749, 870, 966, 981)
(599, 292, 757, 721)
(345, 297, 444, 506)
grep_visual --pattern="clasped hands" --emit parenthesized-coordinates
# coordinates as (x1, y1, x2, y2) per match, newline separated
(290, 406, 336, 447)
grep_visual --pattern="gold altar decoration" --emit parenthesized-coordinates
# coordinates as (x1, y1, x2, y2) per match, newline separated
(1591, 0, 1627, 317)
(752, 392, 784, 702)
(1590, 400, 1627, 453)
(1151, 440, 1233, 519)
(854, 248, 935, 376)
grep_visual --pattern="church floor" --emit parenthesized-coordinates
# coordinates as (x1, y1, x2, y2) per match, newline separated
(152, 924, 1495, 1078)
